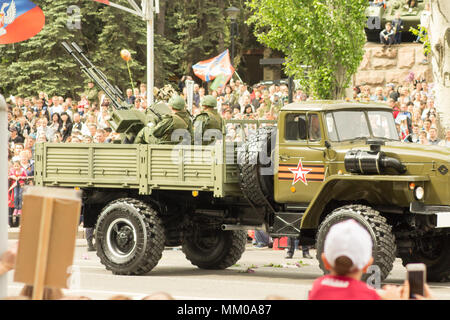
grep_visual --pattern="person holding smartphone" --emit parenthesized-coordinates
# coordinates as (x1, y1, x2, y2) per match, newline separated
(308, 219, 433, 300)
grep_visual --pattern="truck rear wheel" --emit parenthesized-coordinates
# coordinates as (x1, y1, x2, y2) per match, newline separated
(95, 198, 165, 275)
(400, 234, 450, 282)
(238, 126, 276, 207)
(315, 204, 396, 281)
(182, 228, 247, 270)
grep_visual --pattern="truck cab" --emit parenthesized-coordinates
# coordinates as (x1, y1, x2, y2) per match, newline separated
(239, 101, 450, 282)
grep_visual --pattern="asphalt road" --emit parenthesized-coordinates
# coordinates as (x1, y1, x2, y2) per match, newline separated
(5, 239, 450, 300)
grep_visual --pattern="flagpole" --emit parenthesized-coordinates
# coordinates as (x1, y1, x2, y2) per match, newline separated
(146, 0, 154, 106)
(234, 71, 243, 83)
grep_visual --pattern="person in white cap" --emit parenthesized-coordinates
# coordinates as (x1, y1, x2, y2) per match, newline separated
(308, 219, 433, 300)
(308, 219, 380, 300)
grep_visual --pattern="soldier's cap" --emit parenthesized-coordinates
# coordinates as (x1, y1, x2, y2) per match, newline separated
(168, 95, 186, 110)
(200, 95, 217, 109)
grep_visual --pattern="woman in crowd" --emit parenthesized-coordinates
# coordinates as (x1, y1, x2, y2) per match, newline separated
(49, 112, 62, 135)
(60, 111, 73, 142)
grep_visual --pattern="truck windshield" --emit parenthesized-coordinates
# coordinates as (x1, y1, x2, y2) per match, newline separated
(325, 110, 399, 142)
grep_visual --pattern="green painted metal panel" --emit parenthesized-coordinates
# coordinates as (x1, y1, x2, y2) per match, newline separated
(34, 141, 242, 197)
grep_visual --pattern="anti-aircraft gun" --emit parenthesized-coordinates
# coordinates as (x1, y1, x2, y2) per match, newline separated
(62, 41, 170, 143)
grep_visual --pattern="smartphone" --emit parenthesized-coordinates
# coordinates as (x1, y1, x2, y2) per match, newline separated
(406, 263, 426, 299)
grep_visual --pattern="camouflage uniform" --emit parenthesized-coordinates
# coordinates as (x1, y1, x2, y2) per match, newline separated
(85, 84, 98, 105)
(194, 95, 224, 145)
(135, 96, 193, 145)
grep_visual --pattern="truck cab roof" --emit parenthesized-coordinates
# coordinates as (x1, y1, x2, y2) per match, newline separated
(281, 100, 392, 113)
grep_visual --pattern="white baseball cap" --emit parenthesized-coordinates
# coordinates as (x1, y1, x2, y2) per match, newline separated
(324, 219, 373, 271)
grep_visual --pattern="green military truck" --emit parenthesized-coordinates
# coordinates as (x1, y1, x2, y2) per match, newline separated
(34, 99, 450, 282)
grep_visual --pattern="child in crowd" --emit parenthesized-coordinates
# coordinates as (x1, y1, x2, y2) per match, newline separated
(308, 219, 431, 300)
(8, 159, 27, 217)
(308, 219, 382, 300)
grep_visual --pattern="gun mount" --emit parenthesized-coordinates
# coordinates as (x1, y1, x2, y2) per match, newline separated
(62, 42, 170, 142)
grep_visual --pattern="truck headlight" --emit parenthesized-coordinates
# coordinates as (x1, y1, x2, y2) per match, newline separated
(415, 187, 424, 200)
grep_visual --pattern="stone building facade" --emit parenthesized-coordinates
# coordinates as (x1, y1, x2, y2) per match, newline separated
(354, 42, 433, 89)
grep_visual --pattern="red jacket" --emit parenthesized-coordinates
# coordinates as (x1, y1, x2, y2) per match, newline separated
(308, 275, 381, 300)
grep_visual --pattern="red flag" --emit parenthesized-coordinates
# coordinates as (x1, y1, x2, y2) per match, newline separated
(93, 0, 110, 4)
(192, 50, 235, 83)
(0, 0, 45, 45)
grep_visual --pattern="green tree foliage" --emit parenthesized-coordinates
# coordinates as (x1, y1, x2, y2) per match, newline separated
(409, 25, 431, 57)
(247, 0, 368, 99)
(0, 0, 99, 97)
(90, 2, 147, 89)
(0, 0, 257, 99)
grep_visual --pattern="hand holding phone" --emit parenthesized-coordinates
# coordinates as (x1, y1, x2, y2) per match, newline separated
(406, 263, 426, 299)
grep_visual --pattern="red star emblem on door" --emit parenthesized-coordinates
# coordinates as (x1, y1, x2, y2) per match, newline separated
(288, 159, 312, 186)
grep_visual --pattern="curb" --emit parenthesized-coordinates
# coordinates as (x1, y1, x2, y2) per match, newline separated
(8, 227, 86, 240)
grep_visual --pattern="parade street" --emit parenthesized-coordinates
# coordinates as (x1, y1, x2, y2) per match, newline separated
(6, 239, 450, 300)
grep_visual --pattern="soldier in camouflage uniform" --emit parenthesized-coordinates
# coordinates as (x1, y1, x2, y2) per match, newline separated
(135, 95, 193, 145)
(85, 81, 98, 106)
(193, 95, 224, 145)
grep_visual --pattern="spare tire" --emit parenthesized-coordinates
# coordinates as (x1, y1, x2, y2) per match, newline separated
(237, 126, 277, 207)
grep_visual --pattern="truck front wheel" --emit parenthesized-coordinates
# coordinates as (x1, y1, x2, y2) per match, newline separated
(315, 205, 396, 281)
(182, 228, 247, 270)
(95, 198, 165, 275)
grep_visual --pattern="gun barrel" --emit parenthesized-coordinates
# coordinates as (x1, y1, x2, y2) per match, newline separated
(62, 41, 74, 54)
(62, 42, 124, 110)
(70, 42, 125, 102)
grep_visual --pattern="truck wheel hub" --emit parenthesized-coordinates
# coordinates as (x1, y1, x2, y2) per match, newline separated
(117, 227, 132, 247)
(106, 218, 137, 258)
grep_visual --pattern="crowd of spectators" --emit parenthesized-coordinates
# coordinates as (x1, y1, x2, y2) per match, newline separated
(4, 72, 448, 227)
(352, 80, 448, 146)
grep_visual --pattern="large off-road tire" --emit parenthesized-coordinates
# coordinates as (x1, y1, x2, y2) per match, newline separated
(399, 233, 450, 282)
(315, 204, 396, 281)
(95, 198, 165, 275)
(182, 229, 247, 270)
(238, 126, 277, 207)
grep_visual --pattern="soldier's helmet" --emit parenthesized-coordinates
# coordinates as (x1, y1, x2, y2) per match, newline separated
(168, 95, 186, 111)
(200, 95, 217, 109)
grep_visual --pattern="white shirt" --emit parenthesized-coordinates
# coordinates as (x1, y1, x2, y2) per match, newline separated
(72, 121, 90, 136)
(50, 105, 63, 115)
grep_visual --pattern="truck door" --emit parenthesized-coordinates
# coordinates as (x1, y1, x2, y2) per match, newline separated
(275, 112, 327, 204)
